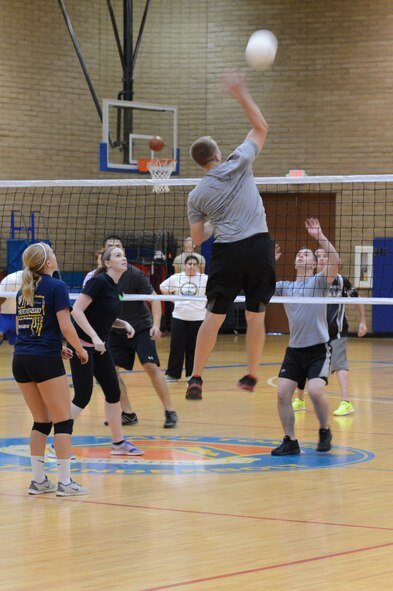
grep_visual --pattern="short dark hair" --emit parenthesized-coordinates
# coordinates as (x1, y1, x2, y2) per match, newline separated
(104, 234, 123, 247)
(190, 136, 218, 167)
(184, 255, 199, 265)
(298, 246, 317, 262)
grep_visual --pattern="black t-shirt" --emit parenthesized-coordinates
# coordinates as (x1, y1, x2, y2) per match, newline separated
(327, 274, 358, 339)
(75, 272, 122, 342)
(114, 265, 153, 334)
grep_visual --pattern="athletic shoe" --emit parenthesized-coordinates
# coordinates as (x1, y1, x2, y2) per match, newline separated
(186, 376, 203, 400)
(122, 411, 138, 425)
(165, 375, 179, 383)
(185, 376, 191, 382)
(238, 375, 257, 392)
(104, 411, 139, 427)
(271, 436, 301, 456)
(292, 397, 306, 411)
(164, 410, 178, 428)
(28, 476, 57, 495)
(333, 401, 354, 416)
(111, 440, 144, 456)
(56, 479, 88, 497)
(47, 443, 76, 461)
(317, 428, 332, 452)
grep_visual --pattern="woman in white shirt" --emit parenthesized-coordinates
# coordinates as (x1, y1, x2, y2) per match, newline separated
(160, 256, 208, 382)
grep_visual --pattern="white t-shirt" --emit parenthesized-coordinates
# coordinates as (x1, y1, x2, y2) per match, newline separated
(0, 271, 23, 314)
(160, 272, 208, 321)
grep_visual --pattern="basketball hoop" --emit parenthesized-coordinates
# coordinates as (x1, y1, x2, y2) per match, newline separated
(138, 159, 176, 193)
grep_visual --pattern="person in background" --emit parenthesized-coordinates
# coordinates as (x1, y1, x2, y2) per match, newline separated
(104, 236, 178, 429)
(12, 242, 89, 496)
(0, 270, 23, 345)
(272, 219, 340, 456)
(173, 237, 206, 274)
(160, 255, 208, 382)
(292, 250, 367, 416)
(82, 248, 105, 287)
(186, 72, 275, 400)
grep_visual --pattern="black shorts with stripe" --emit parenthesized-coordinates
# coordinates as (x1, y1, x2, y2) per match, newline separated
(279, 342, 331, 387)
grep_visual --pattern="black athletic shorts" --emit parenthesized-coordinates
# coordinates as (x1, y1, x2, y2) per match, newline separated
(278, 343, 331, 386)
(107, 329, 160, 371)
(206, 233, 276, 314)
(12, 355, 66, 383)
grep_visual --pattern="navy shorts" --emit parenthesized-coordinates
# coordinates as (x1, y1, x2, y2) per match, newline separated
(12, 355, 66, 383)
(107, 329, 160, 371)
(206, 233, 276, 315)
(279, 343, 331, 386)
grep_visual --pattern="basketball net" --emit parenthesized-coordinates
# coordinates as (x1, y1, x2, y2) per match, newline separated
(146, 159, 176, 193)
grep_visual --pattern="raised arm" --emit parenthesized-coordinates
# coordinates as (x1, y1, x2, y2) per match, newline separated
(222, 72, 268, 151)
(305, 218, 340, 284)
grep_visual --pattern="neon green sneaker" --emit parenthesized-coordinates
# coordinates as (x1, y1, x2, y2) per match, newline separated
(292, 397, 306, 411)
(333, 401, 354, 416)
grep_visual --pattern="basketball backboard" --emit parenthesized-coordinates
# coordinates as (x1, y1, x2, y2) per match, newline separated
(100, 99, 180, 174)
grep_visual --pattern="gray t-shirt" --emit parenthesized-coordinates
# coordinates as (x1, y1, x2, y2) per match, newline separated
(188, 139, 268, 243)
(275, 272, 329, 348)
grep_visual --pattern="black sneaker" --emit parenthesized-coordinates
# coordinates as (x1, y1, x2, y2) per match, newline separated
(317, 428, 332, 452)
(186, 376, 203, 400)
(164, 410, 178, 428)
(104, 411, 138, 427)
(238, 375, 257, 392)
(271, 436, 301, 456)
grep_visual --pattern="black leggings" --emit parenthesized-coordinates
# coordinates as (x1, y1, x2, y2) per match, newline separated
(69, 347, 120, 409)
(166, 318, 203, 379)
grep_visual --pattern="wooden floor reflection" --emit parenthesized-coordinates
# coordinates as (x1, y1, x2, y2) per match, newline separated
(0, 334, 392, 590)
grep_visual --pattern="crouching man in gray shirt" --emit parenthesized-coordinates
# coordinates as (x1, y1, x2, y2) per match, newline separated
(272, 218, 340, 456)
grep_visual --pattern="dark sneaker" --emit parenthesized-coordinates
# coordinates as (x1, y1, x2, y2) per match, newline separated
(104, 412, 139, 427)
(271, 436, 301, 456)
(317, 428, 332, 452)
(186, 376, 203, 400)
(238, 375, 257, 392)
(122, 412, 139, 426)
(164, 410, 178, 428)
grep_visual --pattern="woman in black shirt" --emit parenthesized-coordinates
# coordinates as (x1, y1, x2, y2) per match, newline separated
(69, 246, 143, 456)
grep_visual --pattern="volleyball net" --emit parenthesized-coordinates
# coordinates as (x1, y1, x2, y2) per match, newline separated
(0, 175, 392, 333)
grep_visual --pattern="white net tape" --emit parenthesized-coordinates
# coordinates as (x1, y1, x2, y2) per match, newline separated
(147, 159, 177, 193)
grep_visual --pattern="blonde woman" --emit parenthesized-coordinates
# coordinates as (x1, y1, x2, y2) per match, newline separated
(12, 242, 89, 496)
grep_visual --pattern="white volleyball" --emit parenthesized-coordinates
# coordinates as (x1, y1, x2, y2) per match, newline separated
(245, 30, 278, 71)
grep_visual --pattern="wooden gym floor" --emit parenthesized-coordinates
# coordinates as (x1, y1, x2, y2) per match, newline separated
(0, 334, 392, 590)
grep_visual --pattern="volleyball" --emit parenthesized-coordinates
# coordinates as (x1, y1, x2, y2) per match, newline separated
(245, 30, 278, 71)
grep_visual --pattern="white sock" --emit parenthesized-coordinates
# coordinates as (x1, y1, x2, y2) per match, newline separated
(31, 455, 45, 483)
(57, 459, 72, 485)
(71, 403, 84, 420)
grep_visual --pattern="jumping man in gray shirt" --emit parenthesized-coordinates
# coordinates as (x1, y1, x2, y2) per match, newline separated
(186, 73, 276, 400)
(272, 218, 340, 455)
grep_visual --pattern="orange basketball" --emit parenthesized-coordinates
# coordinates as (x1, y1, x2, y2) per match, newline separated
(149, 136, 165, 152)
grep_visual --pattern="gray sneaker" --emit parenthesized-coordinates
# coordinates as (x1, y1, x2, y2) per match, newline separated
(28, 476, 57, 495)
(56, 479, 88, 497)
(47, 443, 76, 461)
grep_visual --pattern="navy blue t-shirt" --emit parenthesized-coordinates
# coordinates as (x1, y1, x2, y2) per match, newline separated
(14, 274, 71, 357)
(74, 272, 122, 343)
